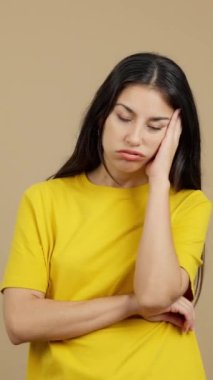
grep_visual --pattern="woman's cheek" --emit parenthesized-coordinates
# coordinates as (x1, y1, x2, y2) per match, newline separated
(153, 133, 166, 149)
(147, 139, 162, 160)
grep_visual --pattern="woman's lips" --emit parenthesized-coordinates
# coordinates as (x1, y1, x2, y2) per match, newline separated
(117, 150, 145, 161)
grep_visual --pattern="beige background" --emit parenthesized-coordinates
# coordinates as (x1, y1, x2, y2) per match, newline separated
(0, 1, 212, 378)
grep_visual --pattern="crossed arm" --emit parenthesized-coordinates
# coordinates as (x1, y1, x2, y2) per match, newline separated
(3, 287, 194, 345)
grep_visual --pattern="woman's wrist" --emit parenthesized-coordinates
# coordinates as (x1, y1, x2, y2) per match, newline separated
(149, 177, 170, 192)
(126, 294, 140, 317)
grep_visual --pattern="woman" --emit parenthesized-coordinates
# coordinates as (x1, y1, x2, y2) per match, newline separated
(1, 52, 212, 379)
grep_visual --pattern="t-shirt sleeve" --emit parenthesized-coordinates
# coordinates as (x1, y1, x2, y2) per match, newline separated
(172, 190, 212, 300)
(1, 184, 51, 293)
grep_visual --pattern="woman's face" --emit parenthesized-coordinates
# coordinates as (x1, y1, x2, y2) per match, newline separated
(101, 84, 174, 179)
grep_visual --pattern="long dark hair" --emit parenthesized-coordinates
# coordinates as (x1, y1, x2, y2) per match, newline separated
(50, 52, 203, 304)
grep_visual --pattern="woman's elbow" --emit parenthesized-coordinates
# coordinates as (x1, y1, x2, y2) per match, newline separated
(8, 332, 23, 345)
(4, 314, 29, 345)
(135, 291, 177, 317)
(2, 288, 38, 345)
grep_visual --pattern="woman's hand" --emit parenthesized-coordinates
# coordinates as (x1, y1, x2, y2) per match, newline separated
(145, 109, 182, 184)
(143, 296, 195, 333)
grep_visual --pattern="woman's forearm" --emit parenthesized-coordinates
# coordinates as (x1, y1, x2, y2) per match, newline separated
(4, 290, 138, 344)
(134, 180, 182, 313)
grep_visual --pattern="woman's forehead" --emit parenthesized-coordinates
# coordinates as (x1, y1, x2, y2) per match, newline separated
(115, 85, 173, 116)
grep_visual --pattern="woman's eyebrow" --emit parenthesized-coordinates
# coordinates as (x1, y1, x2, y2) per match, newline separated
(149, 117, 170, 122)
(115, 103, 136, 114)
(115, 103, 170, 121)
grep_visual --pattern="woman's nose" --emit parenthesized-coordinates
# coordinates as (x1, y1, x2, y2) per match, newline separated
(124, 124, 143, 146)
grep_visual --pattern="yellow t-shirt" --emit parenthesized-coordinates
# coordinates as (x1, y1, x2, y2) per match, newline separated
(1, 173, 212, 380)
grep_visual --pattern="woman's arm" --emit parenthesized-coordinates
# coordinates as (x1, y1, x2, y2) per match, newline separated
(134, 110, 189, 315)
(3, 286, 194, 346)
(134, 181, 189, 314)
(3, 288, 138, 344)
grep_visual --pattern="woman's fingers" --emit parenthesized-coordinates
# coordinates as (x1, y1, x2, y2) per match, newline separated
(146, 108, 182, 181)
(166, 296, 195, 332)
(146, 312, 184, 328)
(177, 297, 195, 331)
(162, 312, 185, 328)
(174, 113, 182, 147)
(143, 296, 195, 333)
(165, 109, 182, 152)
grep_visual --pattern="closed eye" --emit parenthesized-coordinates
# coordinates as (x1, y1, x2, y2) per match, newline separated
(147, 125, 162, 131)
(117, 115, 132, 122)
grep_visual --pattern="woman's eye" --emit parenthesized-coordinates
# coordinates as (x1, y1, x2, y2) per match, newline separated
(147, 125, 162, 131)
(117, 115, 131, 122)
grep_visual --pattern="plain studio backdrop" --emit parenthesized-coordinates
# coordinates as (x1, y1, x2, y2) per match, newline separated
(0, 1, 212, 378)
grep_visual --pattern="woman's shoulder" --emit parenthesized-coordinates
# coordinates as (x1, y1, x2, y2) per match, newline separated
(22, 174, 84, 202)
(171, 187, 211, 204)
(170, 187, 212, 219)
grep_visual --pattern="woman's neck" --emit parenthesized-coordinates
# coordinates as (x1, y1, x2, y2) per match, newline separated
(87, 165, 148, 188)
